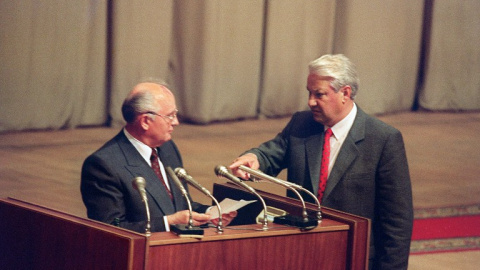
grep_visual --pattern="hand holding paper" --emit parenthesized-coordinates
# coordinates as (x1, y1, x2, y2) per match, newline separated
(207, 198, 257, 220)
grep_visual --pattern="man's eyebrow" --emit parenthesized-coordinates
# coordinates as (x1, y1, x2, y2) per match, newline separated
(306, 87, 322, 92)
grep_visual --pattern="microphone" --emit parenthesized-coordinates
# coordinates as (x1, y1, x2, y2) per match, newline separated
(238, 165, 318, 229)
(239, 165, 322, 220)
(165, 167, 204, 236)
(175, 167, 224, 233)
(214, 165, 269, 230)
(132, 177, 151, 235)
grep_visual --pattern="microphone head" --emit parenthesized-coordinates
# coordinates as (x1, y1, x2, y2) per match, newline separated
(174, 167, 187, 177)
(214, 165, 227, 176)
(132, 176, 146, 191)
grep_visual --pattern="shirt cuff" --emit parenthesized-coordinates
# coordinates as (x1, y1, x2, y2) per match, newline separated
(163, 216, 170, 232)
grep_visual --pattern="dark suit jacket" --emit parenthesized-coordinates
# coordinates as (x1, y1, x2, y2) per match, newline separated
(81, 131, 208, 233)
(247, 108, 413, 270)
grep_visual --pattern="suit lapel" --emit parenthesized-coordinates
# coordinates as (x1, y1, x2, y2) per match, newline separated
(322, 109, 366, 201)
(116, 133, 176, 214)
(156, 147, 184, 208)
(305, 133, 324, 196)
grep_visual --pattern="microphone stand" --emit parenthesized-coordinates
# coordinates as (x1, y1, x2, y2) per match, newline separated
(214, 165, 269, 231)
(239, 165, 318, 229)
(287, 185, 322, 220)
(241, 166, 322, 220)
(165, 167, 204, 236)
(175, 167, 224, 233)
(142, 196, 152, 236)
(132, 177, 151, 236)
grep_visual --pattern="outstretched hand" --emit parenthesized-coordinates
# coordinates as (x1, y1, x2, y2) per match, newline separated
(228, 153, 259, 180)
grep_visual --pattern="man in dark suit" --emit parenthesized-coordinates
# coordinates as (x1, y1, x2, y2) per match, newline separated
(230, 54, 413, 270)
(81, 81, 235, 233)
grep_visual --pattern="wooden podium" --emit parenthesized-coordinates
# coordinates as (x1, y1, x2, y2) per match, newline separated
(0, 183, 369, 270)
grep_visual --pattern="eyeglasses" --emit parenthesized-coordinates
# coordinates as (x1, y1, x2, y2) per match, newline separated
(146, 109, 178, 123)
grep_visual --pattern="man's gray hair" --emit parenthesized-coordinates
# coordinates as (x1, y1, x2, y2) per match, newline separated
(121, 79, 168, 123)
(308, 54, 359, 99)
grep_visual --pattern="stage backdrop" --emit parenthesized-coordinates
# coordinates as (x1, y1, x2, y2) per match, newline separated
(1, 0, 479, 132)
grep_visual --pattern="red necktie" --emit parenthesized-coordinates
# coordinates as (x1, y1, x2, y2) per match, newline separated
(318, 128, 333, 201)
(150, 148, 173, 200)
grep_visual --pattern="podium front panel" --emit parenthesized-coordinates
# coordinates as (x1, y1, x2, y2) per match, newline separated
(148, 226, 348, 270)
(0, 198, 146, 270)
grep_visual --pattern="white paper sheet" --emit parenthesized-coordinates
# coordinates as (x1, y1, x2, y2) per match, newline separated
(207, 198, 257, 220)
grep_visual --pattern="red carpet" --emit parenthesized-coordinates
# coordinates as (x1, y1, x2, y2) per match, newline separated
(410, 204, 480, 254)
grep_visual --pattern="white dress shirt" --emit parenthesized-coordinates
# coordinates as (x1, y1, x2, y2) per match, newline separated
(123, 128, 172, 230)
(326, 103, 357, 177)
(123, 128, 171, 190)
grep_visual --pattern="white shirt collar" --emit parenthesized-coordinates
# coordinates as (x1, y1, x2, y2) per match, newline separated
(123, 128, 153, 165)
(329, 103, 357, 141)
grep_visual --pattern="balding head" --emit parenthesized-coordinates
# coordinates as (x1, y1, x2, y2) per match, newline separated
(122, 80, 179, 147)
(122, 82, 174, 123)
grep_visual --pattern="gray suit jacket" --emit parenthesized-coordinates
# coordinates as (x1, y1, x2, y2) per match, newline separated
(81, 131, 208, 233)
(248, 108, 413, 270)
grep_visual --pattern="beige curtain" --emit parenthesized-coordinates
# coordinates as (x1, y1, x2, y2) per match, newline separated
(333, 0, 424, 114)
(0, 1, 107, 131)
(1, 0, 479, 132)
(168, 1, 264, 124)
(259, 0, 337, 117)
(109, 0, 174, 126)
(419, 0, 480, 110)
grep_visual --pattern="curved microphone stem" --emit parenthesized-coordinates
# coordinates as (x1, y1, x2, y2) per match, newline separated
(165, 167, 194, 229)
(292, 187, 322, 220)
(242, 167, 322, 219)
(215, 165, 269, 231)
(175, 168, 224, 233)
(239, 165, 314, 221)
(143, 197, 152, 235)
(132, 177, 151, 236)
(208, 196, 224, 233)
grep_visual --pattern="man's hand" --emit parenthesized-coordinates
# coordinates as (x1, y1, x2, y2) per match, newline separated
(210, 211, 238, 227)
(228, 153, 259, 179)
(166, 210, 210, 226)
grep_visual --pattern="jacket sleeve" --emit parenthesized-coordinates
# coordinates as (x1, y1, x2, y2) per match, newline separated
(81, 154, 168, 233)
(245, 114, 298, 176)
(372, 130, 413, 270)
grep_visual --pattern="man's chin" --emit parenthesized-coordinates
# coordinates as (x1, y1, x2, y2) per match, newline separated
(158, 136, 172, 146)
(311, 113, 324, 123)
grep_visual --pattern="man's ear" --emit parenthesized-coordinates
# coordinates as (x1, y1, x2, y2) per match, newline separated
(139, 114, 151, 130)
(341, 85, 352, 102)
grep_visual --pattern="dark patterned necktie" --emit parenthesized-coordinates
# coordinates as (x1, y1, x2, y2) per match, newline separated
(318, 128, 333, 201)
(150, 148, 173, 200)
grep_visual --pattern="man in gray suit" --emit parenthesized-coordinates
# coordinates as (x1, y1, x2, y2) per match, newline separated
(81, 81, 235, 233)
(230, 54, 413, 270)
